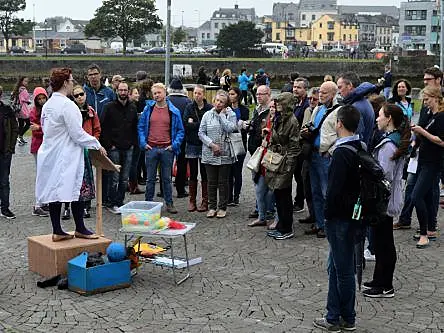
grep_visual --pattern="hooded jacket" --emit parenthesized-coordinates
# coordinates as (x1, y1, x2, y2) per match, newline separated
(0, 101, 18, 154)
(264, 92, 301, 190)
(183, 99, 213, 146)
(83, 83, 114, 119)
(30, 87, 48, 154)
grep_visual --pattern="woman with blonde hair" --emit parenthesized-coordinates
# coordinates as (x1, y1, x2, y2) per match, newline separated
(220, 69, 232, 91)
(410, 86, 444, 248)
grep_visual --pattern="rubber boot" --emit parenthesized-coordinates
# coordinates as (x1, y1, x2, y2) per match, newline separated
(197, 181, 209, 212)
(188, 181, 197, 212)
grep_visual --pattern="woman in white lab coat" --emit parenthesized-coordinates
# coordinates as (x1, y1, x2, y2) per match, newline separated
(35, 67, 107, 242)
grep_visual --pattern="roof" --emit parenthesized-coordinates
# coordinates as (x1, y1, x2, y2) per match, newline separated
(212, 7, 256, 19)
(34, 31, 100, 40)
(338, 5, 400, 19)
(199, 20, 211, 30)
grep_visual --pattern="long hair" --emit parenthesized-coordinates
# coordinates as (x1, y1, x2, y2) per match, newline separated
(391, 79, 411, 102)
(422, 86, 444, 113)
(381, 103, 411, 160)
(228, 87, 242, 105)
(11, 76, 27, 100)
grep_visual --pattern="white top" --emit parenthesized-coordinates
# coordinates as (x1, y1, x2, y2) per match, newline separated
(35, 92, 101, 204)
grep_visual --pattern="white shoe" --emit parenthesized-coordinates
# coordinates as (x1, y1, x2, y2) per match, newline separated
(364, 249, 376, 261)
(107, 206, 121, 215)
(440, 188, 444, 197)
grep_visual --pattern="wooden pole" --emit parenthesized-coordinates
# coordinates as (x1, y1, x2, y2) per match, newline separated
(96, 166, 104, 236)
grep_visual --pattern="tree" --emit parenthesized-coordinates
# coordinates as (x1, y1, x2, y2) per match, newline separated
(172, 27, 187, 45)
(0, 0, 29, 52)
(85, 0, 162, 54)
(216, 21, 264, 56)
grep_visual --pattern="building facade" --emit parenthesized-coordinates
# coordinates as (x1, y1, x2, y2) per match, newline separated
(311, 14, 359, 50)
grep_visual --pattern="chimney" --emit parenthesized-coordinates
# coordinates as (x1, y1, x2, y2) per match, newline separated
(235, 4, 239, 9)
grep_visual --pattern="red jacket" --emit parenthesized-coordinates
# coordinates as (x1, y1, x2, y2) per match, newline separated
(29, 87, 48, 154)
(82, 105, 101, 139)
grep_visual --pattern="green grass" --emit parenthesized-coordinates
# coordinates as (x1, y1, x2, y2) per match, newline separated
(412, 98, 421, 114)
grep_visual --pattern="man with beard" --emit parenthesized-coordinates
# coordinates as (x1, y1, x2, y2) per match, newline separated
(100, 82, 138, 214)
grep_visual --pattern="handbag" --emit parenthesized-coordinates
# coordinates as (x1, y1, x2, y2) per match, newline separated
(261, 148, 286, 173)
(226, 132, 246, 159)
(247, 146, 264, 172)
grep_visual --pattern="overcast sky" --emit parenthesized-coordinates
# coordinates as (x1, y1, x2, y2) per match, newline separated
(22, 0, 402, 27)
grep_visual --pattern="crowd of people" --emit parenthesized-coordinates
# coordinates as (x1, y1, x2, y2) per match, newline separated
(0, 62, 443, 332)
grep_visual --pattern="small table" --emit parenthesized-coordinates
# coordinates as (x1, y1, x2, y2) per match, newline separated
(119, 223, 196, 285)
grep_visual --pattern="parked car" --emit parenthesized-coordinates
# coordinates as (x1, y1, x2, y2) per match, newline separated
(10, 46, 29, 55)
(370, 48, 386, 53)
(328, 47, 345, 53)
(145, 47, 174, 54)
(190, 47, 206, 54)
(61, 44, 87, 54)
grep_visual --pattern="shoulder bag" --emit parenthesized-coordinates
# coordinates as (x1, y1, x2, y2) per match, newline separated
(247, 139, 267, 173)
(261, 144, 286, 173)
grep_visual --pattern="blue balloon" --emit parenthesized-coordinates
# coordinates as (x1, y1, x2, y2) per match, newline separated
(106, 242, 126, 262)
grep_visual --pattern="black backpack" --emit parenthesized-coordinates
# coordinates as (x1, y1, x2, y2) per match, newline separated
(341, 141, 391, 224)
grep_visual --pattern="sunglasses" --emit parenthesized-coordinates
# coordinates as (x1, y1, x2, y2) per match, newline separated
(73, 92, 85, 98)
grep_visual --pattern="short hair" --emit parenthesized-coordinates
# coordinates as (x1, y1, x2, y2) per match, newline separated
(294, 77, 309, 90)
(151, 82, 166, 91)
(194, 84, 206, 93)
(324, 74, 333, 82)
(50, 67, 72, 92)
(136, 70, 147, 81)
(72, 84, 84, 92)
(87, 63, 101, 73)
(337, 104, 360, 133)
(308, 87, 319, 96)
(290, 72, 300, 81)
(424, 67, 443, 80)
(337, 71, 361, 88)
(117, 81, 129, 90)
(215, 89, 229, 106)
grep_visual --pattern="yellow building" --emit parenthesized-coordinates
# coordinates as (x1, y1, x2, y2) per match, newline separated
(311, 14, 359, 50)
(295, 27, 312, 45)
(271, 21, 296, 43)
(0, 36, 34, 53)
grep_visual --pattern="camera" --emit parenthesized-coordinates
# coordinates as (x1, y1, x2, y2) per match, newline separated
(303, 122, 316, 133)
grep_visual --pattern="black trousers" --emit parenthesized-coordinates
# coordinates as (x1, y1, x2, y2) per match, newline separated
(293, 154, 305, 207)
(302, 159, 314, 219)
(18, 118, 30, 137)
(188, 158, 207, 182)
(372, 215, 397, 289)
(205, 164, 230, 210)
(275, 186, 293, 234)
(241, 90, 248, 105)
(175, 142, 187, 195)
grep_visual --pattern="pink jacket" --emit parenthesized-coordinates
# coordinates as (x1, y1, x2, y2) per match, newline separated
(29, 87, 48, 154)
(18, 86, 31, 119)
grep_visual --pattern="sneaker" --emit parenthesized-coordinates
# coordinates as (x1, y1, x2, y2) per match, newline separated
(266, 229, 280, 237)
(32, 207, 49, 217)
(248, 210, 259, 218)
(313, 318, 341, 333)
(216, 209, 226, 218)
(362, 287, 394, 298)
(41, 205, 50, 212)
(339, 318, 356, 331)
(273, 231, 294, 240)
(364, 249, 376, 261)
(83, 209, 91, 218)
(0, 208, 16, 219)
(393, 222, 411, 230)
(107, 206, 121, 215)
(227, 201, 236, 207)
(206, 209, 217, 218)
(293, 204, 305, 213)
(233, 198, 239, 206)
(362, 280, 377, 291)
(317, 229, 326, 238)
(166, 204, 178, 214)
(62, 208, 71, 220)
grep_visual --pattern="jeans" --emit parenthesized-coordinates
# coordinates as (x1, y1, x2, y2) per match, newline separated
(255, 174, 274, 221)
(302, 159, 314, 219)
(145, 147, 174, 205)
(411, 162, 440, 235)
(108, 147, 133, 207)
(398, 172, 417, 225)
(293, 154, 305, 208)
(205, 164, 230, 210)
(310, 152, 330, 230)
(383, 87, 391, 99)
(0, 153, 12, 210)
(275, 187, 293, 233)
(228, 154, 246, 202)
(372, 215, 396, 289)
(325, 218, 356, 325)
(129, 144, 141, 183)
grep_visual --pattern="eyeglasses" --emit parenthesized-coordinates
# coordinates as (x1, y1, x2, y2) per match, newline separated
(73, 92, 85, 98)
(424, 77, 435, 81)
(88, 72, 100, 77)
(256, 93, 269, 96)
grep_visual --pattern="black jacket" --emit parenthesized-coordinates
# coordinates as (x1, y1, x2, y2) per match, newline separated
(168, 93, 191, 117)
(232, 104, 249, 150)
(247, 106, 270, 155)
(325, 139, 361, 220)
(0, 102, 18, 154)
(100, 99, 138, 150)
(183, 100, 213, 146)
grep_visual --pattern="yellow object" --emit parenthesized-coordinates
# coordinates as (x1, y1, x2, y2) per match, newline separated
(134, 243, 166, 256)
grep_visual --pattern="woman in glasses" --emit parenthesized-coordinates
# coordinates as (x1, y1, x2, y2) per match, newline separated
(61, 85, 101, 220)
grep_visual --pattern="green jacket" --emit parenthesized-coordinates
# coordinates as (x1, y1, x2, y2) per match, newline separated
(0, 102, 19, 154)
(265, 93, 301, 190)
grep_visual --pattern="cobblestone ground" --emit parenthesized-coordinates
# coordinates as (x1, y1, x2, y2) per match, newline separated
(0, 144, 443, 333)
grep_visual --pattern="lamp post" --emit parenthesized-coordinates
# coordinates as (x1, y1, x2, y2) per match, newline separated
(44, 19, 48, 58)
(194, 9, 200, 27)
(165, 0, 171, 85)
(440, 0, 443, 70)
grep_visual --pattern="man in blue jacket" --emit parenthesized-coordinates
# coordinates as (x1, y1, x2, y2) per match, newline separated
(238, 68, 252, 105)
(138, 83, 185, 214)
(83, 64, 115, 119)
(337, 72, 375, 146)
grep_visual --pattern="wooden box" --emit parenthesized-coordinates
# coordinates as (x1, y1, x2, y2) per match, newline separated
(28, 234, 112, 277)
(68, 252, 131, 295)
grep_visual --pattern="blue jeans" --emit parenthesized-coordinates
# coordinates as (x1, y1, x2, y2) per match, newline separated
(145, 147, 174, 205)
(310, 152, 330, 230)
(255, 174, 274, 221)
(108, 147, 133, 207)
(398, 172, 417, 225)
(325, 218, 356, 325)
(0, 153, 12, 210)
(411, 162, 440, 235)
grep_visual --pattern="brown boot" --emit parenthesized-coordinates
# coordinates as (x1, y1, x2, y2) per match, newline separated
(188, 181, 197, 212)
(197, 181, 208, 212)
(129, 181, 145, 195)
(128, 181, 135, 193)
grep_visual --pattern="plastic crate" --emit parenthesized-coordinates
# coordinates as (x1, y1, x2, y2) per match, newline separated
(120, 201, 163, 232)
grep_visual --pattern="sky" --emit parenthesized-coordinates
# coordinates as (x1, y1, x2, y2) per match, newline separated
(22, 0, 402, 27)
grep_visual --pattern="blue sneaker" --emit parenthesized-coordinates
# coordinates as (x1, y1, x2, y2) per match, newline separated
(313, 318, 341, 332)
(273, 231, 294, 240)
(266, 230, 280, 237)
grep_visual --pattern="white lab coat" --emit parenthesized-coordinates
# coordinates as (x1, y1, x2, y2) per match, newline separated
(35, 92, 101, 204)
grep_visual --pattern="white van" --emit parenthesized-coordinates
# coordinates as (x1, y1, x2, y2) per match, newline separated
(262, 43, 288, 55)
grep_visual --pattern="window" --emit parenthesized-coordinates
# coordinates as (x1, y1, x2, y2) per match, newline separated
(214, 23, 218, 28)
(327, 32, 334, 41)
(405, 25, 427, 36)
(349, 34, 352, 40)
(327, 21, 334, 30)
(202, 33, 205, 39)
(302, 14, 306, 21)
(319, 34, 322, 39)
(287, 29, 294, 37)
(354, 34, 357, 41)
(343, 34, 346, 41)
(405, 10, 427, 20)
(312, 14, 316, 20)
(222, 23, 226, 28)
(319, 23, 322, 28)
(276, 32, 281, 40)
(207, 33, 210, 38)
(0, 40, 3, 47)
